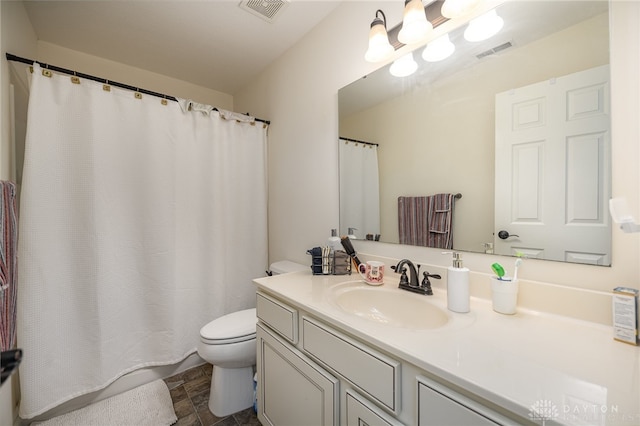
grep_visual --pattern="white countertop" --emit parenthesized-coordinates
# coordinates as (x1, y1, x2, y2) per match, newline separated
(254, 270, 640, 426)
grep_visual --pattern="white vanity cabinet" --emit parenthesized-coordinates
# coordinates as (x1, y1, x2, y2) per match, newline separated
(256, 292, 339, 426)
(256, 289, 525, 426)
(257, 290, 401, 426)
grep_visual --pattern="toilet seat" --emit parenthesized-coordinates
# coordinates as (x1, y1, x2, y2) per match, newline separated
(200, 308, 257, 345)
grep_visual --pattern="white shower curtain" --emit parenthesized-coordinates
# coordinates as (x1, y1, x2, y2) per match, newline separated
(339, 139, 380, 239)
(17, 64, 268, 418)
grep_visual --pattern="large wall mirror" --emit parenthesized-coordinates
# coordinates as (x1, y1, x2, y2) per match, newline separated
(339, 0, 611, 266)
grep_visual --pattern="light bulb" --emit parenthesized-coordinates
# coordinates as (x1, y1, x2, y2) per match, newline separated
(365, 11, 394, 63)
(398, 0, 433, 45)
(441, 0, 480, 19)
(464, 9, 504, 42)
(390, 53, 418, 77)
(422, 34, 455, 62)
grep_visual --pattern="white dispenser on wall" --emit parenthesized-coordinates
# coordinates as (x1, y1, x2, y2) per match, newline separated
(446, 252, 470, 313)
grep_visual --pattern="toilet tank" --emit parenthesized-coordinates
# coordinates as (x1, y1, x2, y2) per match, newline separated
(269, 260, 307, 275)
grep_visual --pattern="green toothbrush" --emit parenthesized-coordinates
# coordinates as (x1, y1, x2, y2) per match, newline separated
(491, 262, 505, 279)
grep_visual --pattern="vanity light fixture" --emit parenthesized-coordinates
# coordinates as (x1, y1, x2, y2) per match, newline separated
(441, 0, 480, 19)
(422, 33, 455, 62)
(464, 9, 504, 42)
(390, 52, 418, 77)
(365, 9, 395, 63)
(398, 0, 433, 45)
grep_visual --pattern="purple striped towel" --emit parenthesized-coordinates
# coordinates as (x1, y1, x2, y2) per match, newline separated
(1, 181, 18, 352)
(398, 193, 454, 249)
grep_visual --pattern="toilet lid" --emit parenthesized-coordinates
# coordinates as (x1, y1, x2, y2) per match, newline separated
(200, 308, 257, 344)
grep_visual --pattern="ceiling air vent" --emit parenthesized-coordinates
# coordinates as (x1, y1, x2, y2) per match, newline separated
(476, 41, 513, 59)
(239, 0, 290, 23)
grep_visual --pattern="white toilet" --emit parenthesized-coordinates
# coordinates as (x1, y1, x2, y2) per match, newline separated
(197, 260, 307, 417)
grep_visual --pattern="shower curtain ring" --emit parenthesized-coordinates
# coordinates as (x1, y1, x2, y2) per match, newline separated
(71, 70, 80, 85)
(42, 63, 52, 78)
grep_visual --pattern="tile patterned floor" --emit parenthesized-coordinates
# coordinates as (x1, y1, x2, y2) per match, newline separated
(164, 364, 261, 426)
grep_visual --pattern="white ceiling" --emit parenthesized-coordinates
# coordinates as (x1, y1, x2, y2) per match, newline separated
(22, 0, 343, 95)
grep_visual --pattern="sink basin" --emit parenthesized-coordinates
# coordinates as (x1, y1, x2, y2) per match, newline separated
(330, 283, 450, 330)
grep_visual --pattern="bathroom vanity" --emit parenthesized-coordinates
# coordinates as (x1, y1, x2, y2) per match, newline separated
(253, 270, 639, 426)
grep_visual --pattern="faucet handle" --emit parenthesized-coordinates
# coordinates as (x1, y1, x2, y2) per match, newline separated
(398, 268, 409, 285)
(423, 272, 441, 280)
(421, 272, 441, 296)
(391, 264, 410, 285)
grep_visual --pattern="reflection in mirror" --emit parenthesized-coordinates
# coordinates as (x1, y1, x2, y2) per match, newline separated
(339, 137, 381, 243)
(339, 1, 611, 265)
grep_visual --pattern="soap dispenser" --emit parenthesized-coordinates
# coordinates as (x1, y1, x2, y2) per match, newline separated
(347, 228, 358, 239)
(446, 252, 470, 313)
(328, 229, 342, 251)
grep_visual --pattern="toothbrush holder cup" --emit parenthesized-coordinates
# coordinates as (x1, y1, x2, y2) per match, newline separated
(491, 277, 519, 315)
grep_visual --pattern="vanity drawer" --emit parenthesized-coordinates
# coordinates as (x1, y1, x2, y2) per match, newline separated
(256, 292, 298, 344)
(302, 316, 401, 413)
(417, 376, 513, 426)
(346, 390, 404, 426)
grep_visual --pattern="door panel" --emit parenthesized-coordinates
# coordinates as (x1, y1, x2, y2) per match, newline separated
(495, 65, 611, 264)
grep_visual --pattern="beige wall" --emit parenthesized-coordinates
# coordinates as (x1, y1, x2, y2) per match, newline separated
(235, 1, 394, 269)
(35, 42, 233, 110)
(236, 1, 639, 325)
(340, 13, 609, 252)
(1, 0, 37, 182)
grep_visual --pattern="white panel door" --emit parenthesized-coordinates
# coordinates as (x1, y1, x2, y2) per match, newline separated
(494, 65, 611, 264)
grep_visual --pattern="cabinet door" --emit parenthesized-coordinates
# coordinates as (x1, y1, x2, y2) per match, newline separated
(417, 377, 506, 426)
(346, 390, 404, 426)
(257, 323, 339, 426)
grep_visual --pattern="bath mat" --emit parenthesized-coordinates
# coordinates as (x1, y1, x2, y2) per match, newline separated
(35, 379, 177, 426)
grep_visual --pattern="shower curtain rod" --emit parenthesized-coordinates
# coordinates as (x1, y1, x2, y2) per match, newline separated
(340, 136, 379, 147)
(5, 53, 271, 125)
